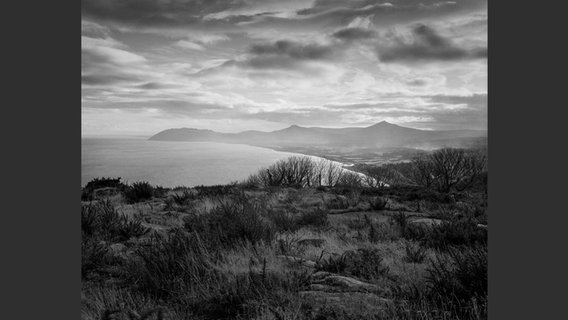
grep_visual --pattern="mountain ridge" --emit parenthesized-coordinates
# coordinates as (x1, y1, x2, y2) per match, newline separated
(149, 122, 487, 150)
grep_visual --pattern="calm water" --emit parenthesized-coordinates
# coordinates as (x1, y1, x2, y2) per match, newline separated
(81, 138, 302, 187)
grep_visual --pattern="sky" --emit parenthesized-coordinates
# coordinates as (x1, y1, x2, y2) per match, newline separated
(81, 0, 487, 137)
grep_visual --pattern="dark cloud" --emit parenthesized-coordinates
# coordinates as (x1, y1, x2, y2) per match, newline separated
(332, 28, 376, 41)
(379, 24, 487, 62)
(295, 0, 486, 28)
(407, 79, 428, 86)
(81, 0, 237, 26)
(198, 40, 338, 72)
(426, 93, 487, 105)
(82, 37, 149, 87)
(249, 40, 334, 60)
(81, 0, 487, 33)
(82, 74, 143, 86)
(136, 82, 172, 90)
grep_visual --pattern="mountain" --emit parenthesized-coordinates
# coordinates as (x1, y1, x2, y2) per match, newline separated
(149, 122, 487, 150)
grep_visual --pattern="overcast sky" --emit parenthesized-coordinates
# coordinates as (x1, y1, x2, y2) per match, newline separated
(82, 0, 487, 136)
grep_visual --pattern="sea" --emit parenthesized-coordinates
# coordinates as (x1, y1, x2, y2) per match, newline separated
(81, 137, 303, 188)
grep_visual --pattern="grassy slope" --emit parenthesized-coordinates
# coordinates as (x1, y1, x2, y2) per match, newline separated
(81, 183, 487, 320)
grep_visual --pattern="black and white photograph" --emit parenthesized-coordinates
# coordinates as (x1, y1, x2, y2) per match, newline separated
(81, 0, 488, 319)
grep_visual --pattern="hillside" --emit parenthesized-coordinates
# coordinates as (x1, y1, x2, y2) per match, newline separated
(149, 121, 487, 151)
(81, 153, 487, 320)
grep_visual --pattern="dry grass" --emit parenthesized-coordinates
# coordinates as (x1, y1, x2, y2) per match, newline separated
(82, 177, 487, 320)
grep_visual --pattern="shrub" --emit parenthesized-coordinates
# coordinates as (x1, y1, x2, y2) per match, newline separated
(296, 208, 329, 229)
(325, 195, 350, 210)
(183, 200, 274, 249)
(129, 229, 221, 299)
(170, 189, 195, 206)
(81, 237, 109, 277)
(81, 200, 150, 242)
(82, 177, 126, 201)
(316, 248, 389, 280)
(426, 245, 487, 307)
(194, 182, 242, 198)
(123, 181, 154, 203)
(421, 219, 487, 250)
(268, 210, 301, 233)
(368, 197, 388, 210)
(403, 241, 428, 263)
(390, 211, 409, 233)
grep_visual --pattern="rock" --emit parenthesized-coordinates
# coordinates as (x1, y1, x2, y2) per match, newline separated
(410, 218, 442, 226)
(297, 238, 326, 248)
(108, 243, 126, 254)
(310, 272, 381, 293)
(276, 255, 317, 268)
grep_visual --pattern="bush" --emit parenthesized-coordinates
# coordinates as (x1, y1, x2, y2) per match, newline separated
(123, 181, 154, 203)
(268, 210, 301, 233)
(297, 208, 329, 229)
(194, 184, 239, 198)
(421, 219, 487, 250)
(82, 177, 126, 201)
(316, 248, 389, 281)
(183, 200, 274, 249)
(81, 200, 150, 242)
(426, 245, 487, 308)
(129, 229, 221, 299)
(368, 197, 388, 210)
(81, 237, 109, 277)
(325, 195, 351, 210)
(389, 211, 409, 233)
(268, 208, 329, 233)
(170, 189, 195, 206)
(403, 241, 428, 263)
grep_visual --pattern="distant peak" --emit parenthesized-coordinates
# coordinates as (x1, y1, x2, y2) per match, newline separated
(369, 121, 395, 127)
(289, 124, 301, 128)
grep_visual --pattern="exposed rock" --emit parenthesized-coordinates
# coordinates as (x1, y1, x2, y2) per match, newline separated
(108, 243, 127, 254)
(309, 271, 381, 293)
(276, 255, 316, 268)
(410, 218, 442, 226)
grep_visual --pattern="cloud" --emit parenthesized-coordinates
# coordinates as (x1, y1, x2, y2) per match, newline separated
(81, 1, 487, 135)
(82, 20, 111, 38)
(332, 27, 376, 41)
(175, 40, 205, 51)
(378, 24, 487, 63)
(82, 33, 152, 87)
(249, 40, 334, 60)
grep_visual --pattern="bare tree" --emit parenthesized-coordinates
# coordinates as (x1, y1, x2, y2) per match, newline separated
(409, 155, 435, 188)
(428, 148, 487, 193)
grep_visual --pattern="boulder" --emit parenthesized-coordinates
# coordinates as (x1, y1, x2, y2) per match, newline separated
(309, 272, 381, 293)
